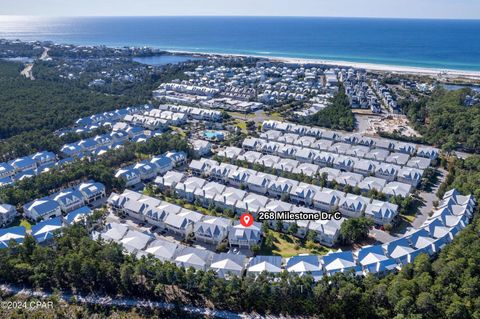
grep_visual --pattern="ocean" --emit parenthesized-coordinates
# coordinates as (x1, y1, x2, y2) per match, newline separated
(1, 16, 479, 71)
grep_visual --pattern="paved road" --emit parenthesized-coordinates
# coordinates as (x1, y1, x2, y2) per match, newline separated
(413, 168, 446, 229)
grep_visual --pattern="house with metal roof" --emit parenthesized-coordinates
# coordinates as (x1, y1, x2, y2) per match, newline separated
(292, 163, 320, 176)
(338, 195, 369, 218)
(9, 156, 37, 172)
(133, 161, 158, 181)
(356, 245, 389, 273)
(286, 255, 323, 281)
(289, 183, 320, 206)
(140, 239, 179, 262)
(385, 152, 410, 166)
(218, 146, 243, 160)
(308, 218, 344, 247)
(397, 167, 424, 187)
(313, 151, 335, 167)
(313, 188, 344, 212)
(213, 187, 247, 211)
(365, 200, 399, 225)
(164, 209, 203, 238)
(0, 226, 26, 249)
(115, 167, 141, 187)
(0, 162, 15, 179)
(357, 176, 386, 192)
(210, 253, 248, 279)
(227, 167, 256, 187)
(406, 157, 431, 170)
(100, 222, 128, 242)
(120, 229, 154, 255)
(66, 206, 93, 225)
(416, 147, 439, 160)
(364, 148, 390, 162)
(247, 173, 274, 195)
(194, 181, 226, 206)
(77, 181, 106, 204)
(267, 177, 299, 198)
(247, 255, 282, 276)
(165, 151, 187, 167)
(31, 216, 64, 243)
(53, 189, 85, 213)
(237, 150, 262, 164)
(0, 204, 17, 227)
(24, 198, 62, 221)
(30, 151, 57, 166)
(383, 181, 411, 198)
(175, 176, 207, 202)
(405, 228, 436, 256)
(383, 237, 420, 266)
(174, 247, 213, 271)
(228, 222, 262, 248)
(154, 171, 184, 191)
(274, 158, 300, 172)
(323, 251, 360, 276)
(194, 216, 232, 245)
(374, 164, 400, 181)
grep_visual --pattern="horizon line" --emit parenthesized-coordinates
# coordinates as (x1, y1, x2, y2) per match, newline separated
(1, 14, 480, 21)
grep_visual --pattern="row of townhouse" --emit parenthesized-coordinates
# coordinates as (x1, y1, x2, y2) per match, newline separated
(60, 127, 151, 159)
(106, 190, 263, 249)
(218, 147, 413, 198)
(97, 221, 252, 278)
(123, 110, 187, 130)
(114, 151, 186, 187)
(0, 151, 58, 188)
(243, 137, 427, 187)
(261, 120, 439, 160)
(371, 79, 398, 111)
(255, 132, 433, 171)
(156, 83, 220, 97)
(321, 188, 476, 276)
(66, 105, 153, 135)
(340, 69, 381, 113)
(166, 171, 344, 246)
(186, 160, 399, 227)
(0, 207, 93, 248)
(158, 104, 223, 122)
(98, 188, 475, 279)
(23, 180, 106, 221)
(74, 105, 153, 128)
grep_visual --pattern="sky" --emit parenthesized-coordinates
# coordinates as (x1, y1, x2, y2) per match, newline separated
(0, 0, 479, 19)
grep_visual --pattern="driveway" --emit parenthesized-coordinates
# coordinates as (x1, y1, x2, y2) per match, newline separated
(412, 168, 446, 228)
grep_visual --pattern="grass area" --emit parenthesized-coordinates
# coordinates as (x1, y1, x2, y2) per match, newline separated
(260, 230, 329, 258)
(234, 119, 248, 134)
(268, 112, 284, 121)
(227, 111, 257, 119)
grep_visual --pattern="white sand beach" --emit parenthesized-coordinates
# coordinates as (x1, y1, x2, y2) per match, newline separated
(170, 50, 480, 80)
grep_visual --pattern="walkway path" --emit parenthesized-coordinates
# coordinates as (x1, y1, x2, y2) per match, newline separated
(0, 284, 264, 319)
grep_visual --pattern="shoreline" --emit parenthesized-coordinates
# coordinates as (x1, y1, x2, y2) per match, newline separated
(167, 49, 480, 79)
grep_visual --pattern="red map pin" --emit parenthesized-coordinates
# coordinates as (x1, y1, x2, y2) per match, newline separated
(240, 213, 254, 227)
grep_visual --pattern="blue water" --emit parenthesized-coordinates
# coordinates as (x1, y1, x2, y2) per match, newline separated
(1, 16, 479, 71)
(133, 55, 204, 66)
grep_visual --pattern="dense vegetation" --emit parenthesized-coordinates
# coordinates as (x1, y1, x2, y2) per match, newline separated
(437, 155, 480, 199)
(0, 134, 190, 207)
(0, 61, 141, 140)
(0, 60, 143, 161)
(300, 85, 355, 131)
(0, 155, 478, 318)
(401, 88, 480, 152)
